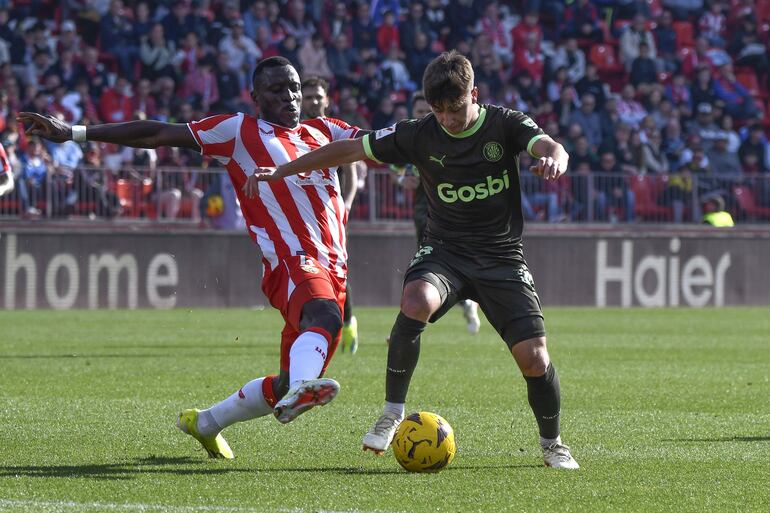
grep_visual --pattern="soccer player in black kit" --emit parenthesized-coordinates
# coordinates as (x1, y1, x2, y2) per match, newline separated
(245, 51, 579, 469)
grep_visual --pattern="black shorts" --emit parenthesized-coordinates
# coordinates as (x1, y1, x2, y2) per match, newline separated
(404, 239, 545, 349)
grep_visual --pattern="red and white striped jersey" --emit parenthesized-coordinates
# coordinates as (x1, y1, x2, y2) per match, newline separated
(188, 113, 359, 281)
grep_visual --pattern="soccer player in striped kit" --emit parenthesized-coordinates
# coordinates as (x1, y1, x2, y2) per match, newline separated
(18, 57, 363, 459)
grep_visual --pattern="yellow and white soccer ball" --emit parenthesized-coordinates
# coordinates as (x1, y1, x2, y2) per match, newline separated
(392, 411, 456, 473)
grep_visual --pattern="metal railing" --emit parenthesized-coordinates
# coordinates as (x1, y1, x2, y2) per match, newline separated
(2, 167, 769, 225)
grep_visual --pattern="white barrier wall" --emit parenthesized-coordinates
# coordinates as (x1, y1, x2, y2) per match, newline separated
(1, 228, 768, 309)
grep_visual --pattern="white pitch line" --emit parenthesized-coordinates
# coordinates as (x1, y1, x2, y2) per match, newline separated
(0, 499, 401, 513)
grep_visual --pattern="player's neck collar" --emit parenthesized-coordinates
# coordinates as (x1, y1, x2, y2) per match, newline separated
(439, 106, 486, 139)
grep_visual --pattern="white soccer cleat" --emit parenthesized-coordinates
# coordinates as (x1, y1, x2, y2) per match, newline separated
(273, 378, 340, 424)
(543, 442, 580, 469)
(462, 300, 481, 335)
(362, 411, 403, 455)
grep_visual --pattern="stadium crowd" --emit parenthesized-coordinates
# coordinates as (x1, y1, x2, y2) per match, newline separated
(1, 0, 770, 224)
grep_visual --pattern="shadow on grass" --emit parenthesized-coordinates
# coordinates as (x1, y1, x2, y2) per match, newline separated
(663, 436, 770, 442)
(0, 457, 543, 480)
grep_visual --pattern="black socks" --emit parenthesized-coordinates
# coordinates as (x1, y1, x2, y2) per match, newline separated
(524, 363, 561, 440)
(385, 312, 427, 403)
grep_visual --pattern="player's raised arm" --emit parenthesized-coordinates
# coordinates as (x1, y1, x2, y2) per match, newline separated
(243, 138, 366, 197)
(16, 112, 199, 150)
(529, 135, 569, 181)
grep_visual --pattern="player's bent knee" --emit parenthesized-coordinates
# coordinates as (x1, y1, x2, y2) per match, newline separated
(299, 298, 343, 338)
(511, 336, 550, 377)
(401, 281, 441, 322)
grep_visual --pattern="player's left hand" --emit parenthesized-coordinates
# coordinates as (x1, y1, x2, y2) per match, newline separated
(530, 155, 568, 181)
(242, 167, 279, 198)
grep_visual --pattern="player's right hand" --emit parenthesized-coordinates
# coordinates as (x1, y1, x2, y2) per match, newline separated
(242, 167, 278, 198)
(16, 112, 72, 143)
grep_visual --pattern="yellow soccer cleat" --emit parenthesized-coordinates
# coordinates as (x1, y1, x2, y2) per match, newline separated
(341, 315, 359, 354)
(176, 409, 234, 459)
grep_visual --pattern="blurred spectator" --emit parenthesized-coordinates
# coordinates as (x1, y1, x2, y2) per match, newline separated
(183, 55, 219, 113)
(662, 118, 687, 168)
(616, 84, 647, 128)
(132, 78, 157, 120)
(46, 49, 82, 91)
(620, 14, 657, 70)
(276, 34, 302, 72)
(575, 63, 607, 109)
(327, 33, 360, 88)
(707, 131, 741, 175)
(551, 38, 585, 85)
(663, 0, 705, 20)
(425, 0, 450, 45)
(738, 124, 769, 172)
(243, 0, 270, 41)
(698, 1, 726, 47)
(512, 11, 543, 54)
(213, 51, 243, 112)
(446, 0, 477, 47)
(380, 46, 415, 92)
(685, 103, 721, 151)
(320, 2, 353, 44)
(298, 33, 330, 79)
(371, 95, 395, 129)
(474, 55, 503, 97)
(406, 31, 437, 83)
(665, 73, 692, 108)
(562, 0, 602, 42)
(597, 150, 636, 222)
(163, 0, 195, 46)
(689, 64, 716, 108)
(338, 95, 370, 130)
(475, 2, 513, 65)
(351, 2, 377, 52)
(400, 2, 431, 55)
(640, 130, 670, 174)
(281, 0, 315, 46)
(218, 19, 262, 84)
(359, 57, 388, 112)
(100, 0, 139, 80)
(728, 15, 769, 84)
(630, 42, 658, 88)
(599, 95, 621, 145)
(377, 9, 400, 54)
(141, 24, 179, 81)
(701, 194, 734, 226)
(514, 33, 545, 85)
(653, 10, 678, 70)
(17, 137, 50, 216)
(712, 64, 755, 120)
(99, 76, 133, 124)
(50, 134, 83, 216)
(570, 93, 602, 150)
(719, 115, 740, 153)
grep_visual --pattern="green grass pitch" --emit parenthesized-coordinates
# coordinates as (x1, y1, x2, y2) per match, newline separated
(0, 307, 767, 513)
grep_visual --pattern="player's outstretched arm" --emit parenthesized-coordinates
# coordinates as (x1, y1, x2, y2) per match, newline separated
(243, 138, 366, 198)
(530, 135, 569, 181)
(16, 112, 199, 150)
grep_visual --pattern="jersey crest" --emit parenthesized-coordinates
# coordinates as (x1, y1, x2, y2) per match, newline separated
(483, 141, 504, 162)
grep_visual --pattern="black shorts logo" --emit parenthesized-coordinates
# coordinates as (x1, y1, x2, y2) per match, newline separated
(409, 245, 434, 267)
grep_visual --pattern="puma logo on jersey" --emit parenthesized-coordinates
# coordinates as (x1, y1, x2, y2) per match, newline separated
(429, 154, 447, 167)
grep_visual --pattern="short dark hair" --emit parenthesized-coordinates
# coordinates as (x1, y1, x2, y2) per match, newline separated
(251, 56, 293, 89)
(302, 76, 329, 94)
(422, 50, 474, 110)
(411, 90, 426, 104)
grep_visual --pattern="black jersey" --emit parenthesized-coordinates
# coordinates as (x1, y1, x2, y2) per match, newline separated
(362, 104, 545, 263)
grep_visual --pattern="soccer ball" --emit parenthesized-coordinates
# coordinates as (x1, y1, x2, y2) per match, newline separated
(392, 411, 456, 473)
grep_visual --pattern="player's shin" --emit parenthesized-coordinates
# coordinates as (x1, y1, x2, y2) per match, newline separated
(288, 330, 330, 386)
(523, 362, 562, 446)
(198, 377, 273, 436)
(385, 312, 426, 404)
